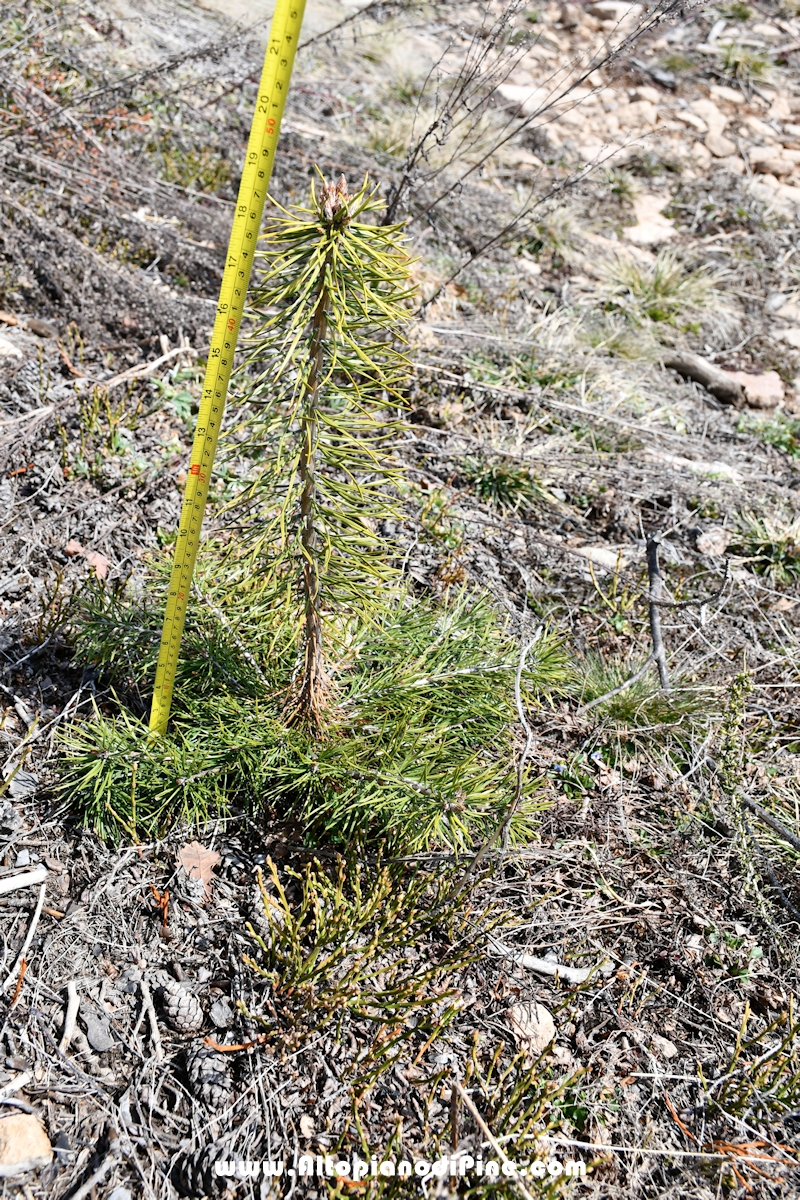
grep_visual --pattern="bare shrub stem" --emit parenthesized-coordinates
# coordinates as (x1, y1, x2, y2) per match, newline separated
(647, 536, 670, 691)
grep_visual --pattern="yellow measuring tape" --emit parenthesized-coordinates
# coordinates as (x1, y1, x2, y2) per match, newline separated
(149, 0, 307, 735)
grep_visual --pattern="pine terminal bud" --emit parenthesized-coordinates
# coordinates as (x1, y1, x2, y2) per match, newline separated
(319, 174, 349, 226)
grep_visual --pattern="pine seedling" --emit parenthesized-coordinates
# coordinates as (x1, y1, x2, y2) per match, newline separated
(225, 174, 413, 728)
(60, 174, 574, 851)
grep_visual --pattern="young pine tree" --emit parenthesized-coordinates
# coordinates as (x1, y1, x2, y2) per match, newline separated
(226, 174, 412, 728)
(61, 174, 571, 848)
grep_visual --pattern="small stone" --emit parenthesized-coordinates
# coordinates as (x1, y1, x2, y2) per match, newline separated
(696, 527, 731, 557)
(559, 2, 582, 26)
(80, 1004, 115, 1053)
(575, 545, 631, 572)
(773, 327, 800, 349)
(725, 370, 785, 410)
(518, 258, 541, 278)
(706, 132, 737, 158)
(650, 1033, 678, 1060)
(632, 85, 661, 104)
(107, 1189, 133, 1200)
(624, 193, 675, 246)
(25, 319, 57, 338)
(7, 773, 37, 801)
(775, 299, 800, 321)
(587, 1, 642, 21)
(13, 850, 30, 869)
(691, 141, 712, 169)
(0, 336, 22, 360)
(770, 597, 795, 612)
(710, 84, 744, 105)
(755, 157, 793, 177)
(718, 155, 745, 175)
(0, 1113, 53, 1177)
(507, 1002, 556, 1057)
(690, 99, 727, 138)
(209, 997, 234, 1030)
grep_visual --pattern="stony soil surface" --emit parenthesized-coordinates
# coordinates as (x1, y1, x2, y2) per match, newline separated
(0, 1, 799, 1198)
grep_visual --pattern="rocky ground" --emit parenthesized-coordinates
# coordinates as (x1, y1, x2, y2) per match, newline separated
(0, 0, 799, 1197)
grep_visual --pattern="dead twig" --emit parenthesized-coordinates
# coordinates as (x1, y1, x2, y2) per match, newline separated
(64, 1146, 122, 1200)
(8, 960, 26, 1005)
(577, 653, 656, 716)
(663, 350, 744, 408)
(2, 881, 46, 991)
(647, 535, 670, 691)
(649, 560, 731, 609)
(500, 630, 541, 853)
(140, 977, 164, 1062)
(0, 867, 48, 896)
(742, 795, 800, 855)
(740, 808, 800, 923)
(487, 933, 597, 985)
(59, 980, 80, 1054)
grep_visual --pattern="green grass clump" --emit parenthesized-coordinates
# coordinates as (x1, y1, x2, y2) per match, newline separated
(578, 654, 710, 728)
(718, 1, 753, 17)
(148, 140, 232, 193)
(462, 458, 553, 514)
(593, 249, 731, 329)
(660, 54, 695, 74)
(738, 412, 800, 458)
(572, 655, 717, 773)
(721, 42, 772, 82)
(520, 211, 578, 263)
(732, 511, 800, 582)
(603, 167, 637, 205)
(464, 349, 578, 391)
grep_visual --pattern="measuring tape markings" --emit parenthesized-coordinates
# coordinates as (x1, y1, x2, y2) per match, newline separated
(150, 1, 307, 735)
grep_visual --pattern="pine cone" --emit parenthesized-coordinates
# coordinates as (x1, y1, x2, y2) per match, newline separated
(171, 1143, 227, 1197)
(185, 1047, 233, 1110)
(159, 979, 204, 1035)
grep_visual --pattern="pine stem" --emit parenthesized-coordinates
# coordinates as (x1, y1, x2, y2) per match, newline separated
(290, 262, 331, 726)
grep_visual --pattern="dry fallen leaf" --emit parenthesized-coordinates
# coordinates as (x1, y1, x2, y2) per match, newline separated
(299, 1114, 315, 1139)
(770, 597, 795, 613)
(650, 1033, 678, 1060)
(83, 549, 110, 579)
(696, 527, 731, 557)
(64, 540, 110, 579)
(178, 841, 221, 901)
(506, 1001, 556, 1056)
(597, 764, 622, 791)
